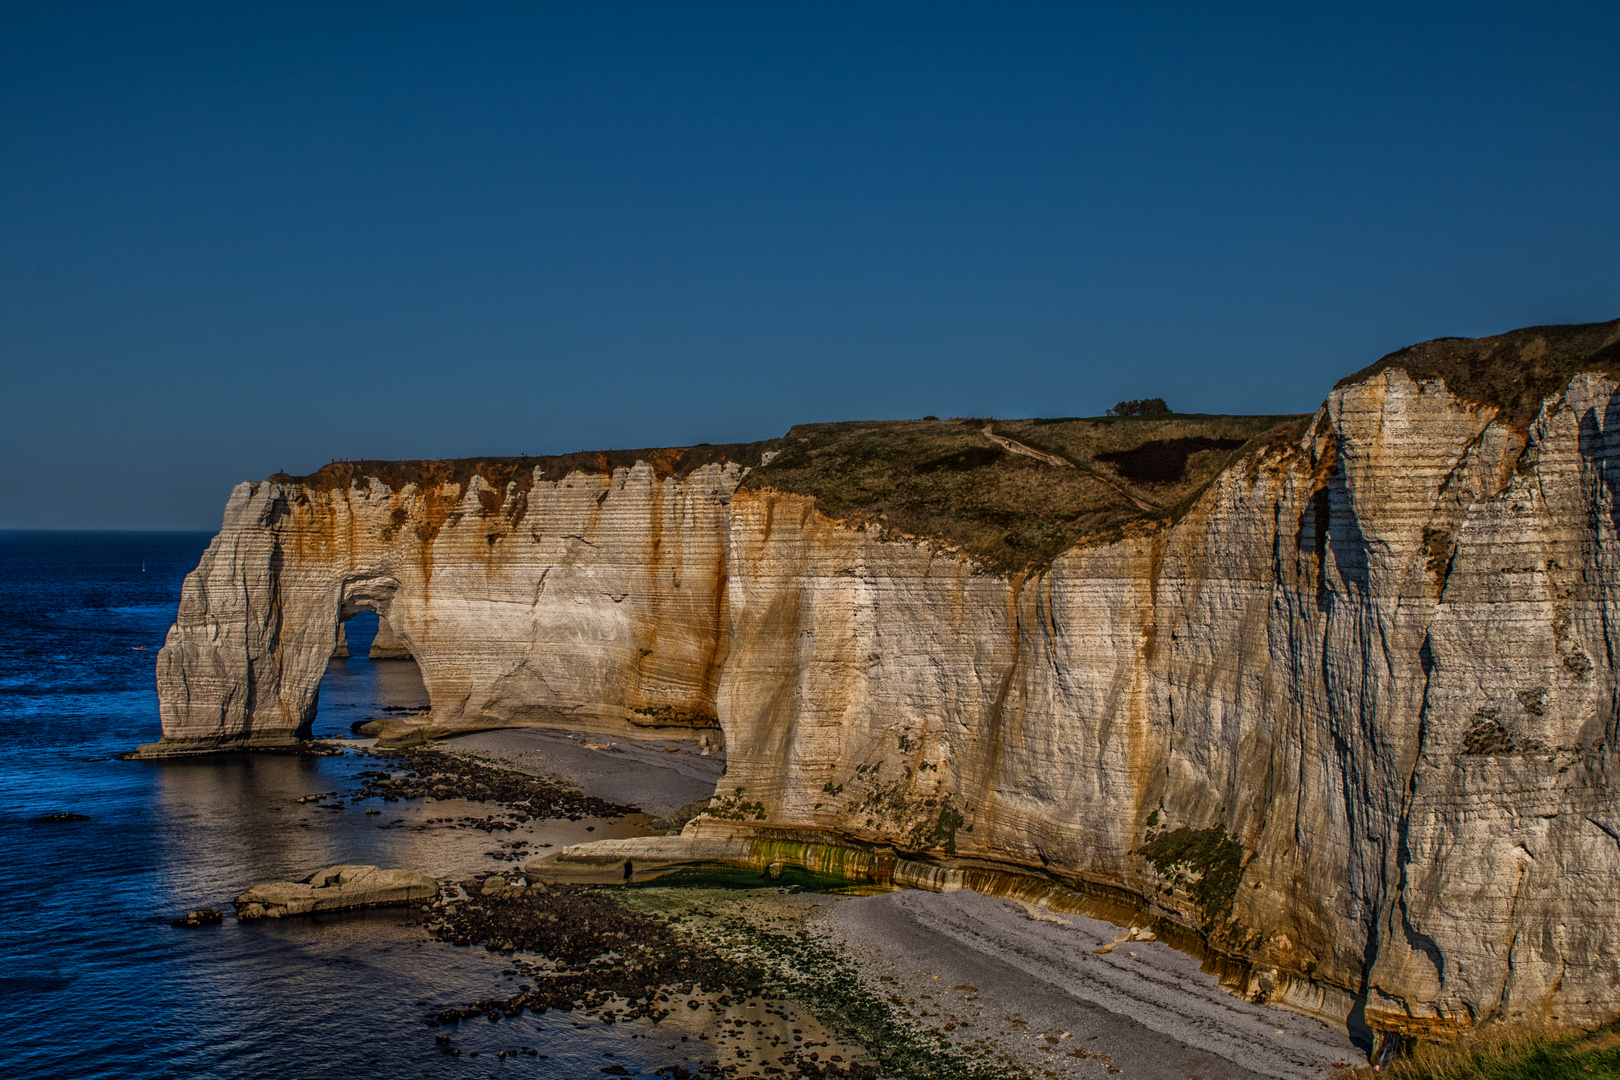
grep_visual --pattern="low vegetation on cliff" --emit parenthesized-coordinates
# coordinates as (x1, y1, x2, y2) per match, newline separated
(263, 320, 1620, 578)
(745, 412, 1304, 573)
(1134, 825, 1248, 930)
(1336, 317, 1620, 428)
(272, 441, 783, 498)
(1356, 1021, 1620, 1079)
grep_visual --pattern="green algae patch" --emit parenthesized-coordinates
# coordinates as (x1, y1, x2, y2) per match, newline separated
(627, 888, 1035, 1080)
(629, 864, 858, 894)
(1135, 827, 1246, 928)
(427, 882, 1032, 1079)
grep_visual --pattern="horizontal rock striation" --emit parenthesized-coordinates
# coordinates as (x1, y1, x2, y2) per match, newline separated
(235, 865, 438, 919)
(152, 448, 767, 755)
(156, 320, 1620, 1033)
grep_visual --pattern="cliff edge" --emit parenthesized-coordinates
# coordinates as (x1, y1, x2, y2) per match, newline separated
(153, 318, 1620, 1037)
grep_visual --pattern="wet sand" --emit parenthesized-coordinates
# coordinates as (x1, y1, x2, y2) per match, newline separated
(818, 889, 1364, 1079)
(446, 727, 725, 817)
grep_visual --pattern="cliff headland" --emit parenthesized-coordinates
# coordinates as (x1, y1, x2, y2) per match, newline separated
(153, 319, 1620, 1041)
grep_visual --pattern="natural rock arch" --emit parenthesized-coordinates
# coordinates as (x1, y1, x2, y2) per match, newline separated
(154, 460, 747, 752)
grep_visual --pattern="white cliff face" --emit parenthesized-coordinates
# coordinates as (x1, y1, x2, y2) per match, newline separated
(156, 460, 743, 748)
(1361, 374, 1620, 1030)
(155, 367, 1620, 1033)
(717, 369, 1620, 1033)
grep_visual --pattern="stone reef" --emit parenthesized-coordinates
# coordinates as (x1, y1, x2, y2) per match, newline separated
(156, 320, 1620, 1034)
(234, 865, 438, 919)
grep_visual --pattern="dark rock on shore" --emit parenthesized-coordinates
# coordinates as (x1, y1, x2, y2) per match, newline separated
(422, 884, 775, 1026)
(418, 885, 1020, 1079)
(171, 908, 223, 928)
(29, 812, 91, 823)
(348, 748, 638, 822)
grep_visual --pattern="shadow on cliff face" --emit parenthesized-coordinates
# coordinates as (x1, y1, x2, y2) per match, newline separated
(1578, 385, 1620, 545)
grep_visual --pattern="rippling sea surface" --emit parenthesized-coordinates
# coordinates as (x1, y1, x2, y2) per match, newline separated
(0, 531, 667, 1079)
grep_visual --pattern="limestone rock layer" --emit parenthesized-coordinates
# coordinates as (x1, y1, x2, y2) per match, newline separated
(156, 343, 1620, 1032)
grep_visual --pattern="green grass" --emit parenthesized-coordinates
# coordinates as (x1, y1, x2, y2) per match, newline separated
(1362, 1025, 1620, 1079)
(624, 887, 1036, 1080)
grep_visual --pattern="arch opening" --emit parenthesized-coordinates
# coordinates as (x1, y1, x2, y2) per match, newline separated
(319, 609, 429, 740)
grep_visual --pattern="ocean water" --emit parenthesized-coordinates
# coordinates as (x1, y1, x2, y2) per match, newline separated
(0, 531, 706, 1079)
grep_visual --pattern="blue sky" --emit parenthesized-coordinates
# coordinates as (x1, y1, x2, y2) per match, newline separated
(3, 2, 1617, 528)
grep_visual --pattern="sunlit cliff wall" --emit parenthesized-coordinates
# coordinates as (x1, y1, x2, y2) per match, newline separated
(155, 453, 749, 748)
(717, 369, 1620, 1032)
(155, 324, 1620, 1032)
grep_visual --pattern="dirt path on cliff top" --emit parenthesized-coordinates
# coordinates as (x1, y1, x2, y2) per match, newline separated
(980, 424, 1076, 469)
(980, 424, 1159, 513)
(819, 889, 1364, 1080)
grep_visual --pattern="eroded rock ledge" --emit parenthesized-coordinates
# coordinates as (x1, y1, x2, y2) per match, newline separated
(154, 319, 1620, 1036)
(235, 865, 438, 919)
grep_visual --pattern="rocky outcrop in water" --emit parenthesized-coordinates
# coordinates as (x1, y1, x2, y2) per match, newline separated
(156, 320, 1620, 1035)
(369, 617, 413, 660)
(234, 865, 438, 919)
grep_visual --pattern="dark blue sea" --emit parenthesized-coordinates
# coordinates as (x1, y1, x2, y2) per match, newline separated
(0, 531, 696, 1079)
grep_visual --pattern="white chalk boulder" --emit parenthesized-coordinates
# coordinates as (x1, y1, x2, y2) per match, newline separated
(235, 864, 437, 919)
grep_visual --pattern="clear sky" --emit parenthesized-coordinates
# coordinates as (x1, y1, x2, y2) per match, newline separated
(3, 2, 1616, 529)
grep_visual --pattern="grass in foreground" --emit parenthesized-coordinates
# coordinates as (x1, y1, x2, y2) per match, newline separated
(1357, 1023, 1620, 1079)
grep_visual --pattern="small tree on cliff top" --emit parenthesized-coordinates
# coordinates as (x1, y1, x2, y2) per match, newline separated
(1107, 397, 1171, 417)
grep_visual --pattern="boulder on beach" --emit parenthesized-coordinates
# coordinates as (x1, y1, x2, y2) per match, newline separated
(235, 865, 437, 920)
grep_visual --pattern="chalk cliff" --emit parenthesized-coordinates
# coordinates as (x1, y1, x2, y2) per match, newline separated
(154, 446, 763, 750)
(154, 319, 1620, 1035)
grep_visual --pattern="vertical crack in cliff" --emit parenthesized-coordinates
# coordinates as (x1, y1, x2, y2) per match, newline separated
(1492, 864, 1530, 1020)
(976, 574, 1026, 825)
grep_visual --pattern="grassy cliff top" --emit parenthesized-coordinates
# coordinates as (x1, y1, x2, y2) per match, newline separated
(1337, 317, 1620, 427)
(269, 319, 1619, 575)
(271, 442, 782, 492)
(270, 415, 1298, 575)
(742, 413, 1305, 574)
